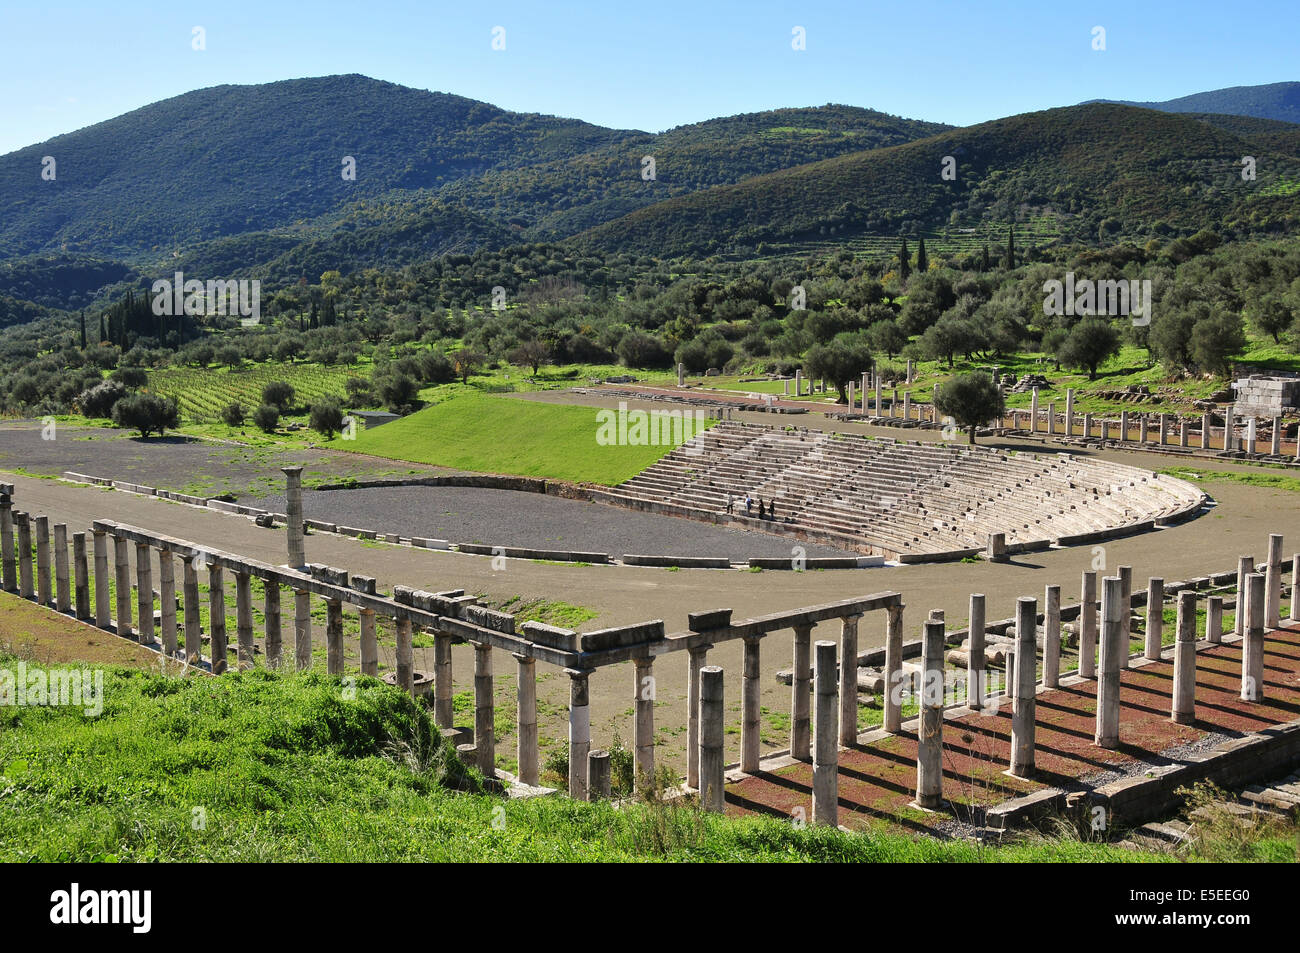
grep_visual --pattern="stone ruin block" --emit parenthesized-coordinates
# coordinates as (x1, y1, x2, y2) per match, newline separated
(521, 620, 578, 652)
(579, 620, 665, 653)
(687, 608, 733, 631)
(463, 604, 516, 635)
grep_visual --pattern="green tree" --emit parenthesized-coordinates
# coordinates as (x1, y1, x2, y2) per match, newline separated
(803, 340, 873, 404)
(1004, 226, 1015, 269)
(1057, 318, 1121, 380)
(220, 402, 246, 427)
(916, 238, 929, 274)
(262, 380, 295, 412)
(1246, 294, 1292, 344)
(252, 403, 280, 433)
(112, 393, 180, 439)
(898, 239, 911, 281)
(934, 372, 1005, 444)
(309, 398, 345, 439)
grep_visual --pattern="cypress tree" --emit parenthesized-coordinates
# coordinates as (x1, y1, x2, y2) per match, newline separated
(79, 311, 86, 350)
(916, 238, 929, 274)
(898, 238, 911, 280)
(99, 313, 107, 344)
(981, 244, 990, 271)
(1004, 225, 1015, 269)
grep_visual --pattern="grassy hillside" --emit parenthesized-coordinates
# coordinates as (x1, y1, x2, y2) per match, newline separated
(0, 653, 1184, 863)
(329, 391, 707, 484)
(576, 104, 1300, 257)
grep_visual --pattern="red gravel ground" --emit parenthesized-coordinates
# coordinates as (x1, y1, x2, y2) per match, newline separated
(724, 622, 1300, 833)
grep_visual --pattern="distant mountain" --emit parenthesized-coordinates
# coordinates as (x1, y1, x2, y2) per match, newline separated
(0, 74, 635, 263)
(574, 104, 1300, 258)
(0, 75, 945, 284)
(1088, 82, 1300, 124)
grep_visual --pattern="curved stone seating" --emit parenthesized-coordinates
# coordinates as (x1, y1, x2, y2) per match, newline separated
(609, 421, 1207, 559)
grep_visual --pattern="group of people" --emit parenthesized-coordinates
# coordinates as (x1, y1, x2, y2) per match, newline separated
(726, 493, 777, 520)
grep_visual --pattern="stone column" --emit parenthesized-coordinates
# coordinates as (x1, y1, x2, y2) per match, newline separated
(474, 642, 494, 778)
(967, 594, 986, 710)
(906, 358, 913, 383)
(1206, 595, 1224, 644)
(1079, 571, 1098, 679)
(903, 391, 912, 420)
(1046, 401, 1055, 436)
(1029, 388, 1039, 433)
(1119, 410, 1129, 442)
(1292, 555, 1300, 626)
(883, 604, 904, 732)
(1271, 416, 1282, 456)
(1118, 565, 1132, 669)
(294, 589, 312, 671)
(1246, 416, 1257, 454)
(677, 362, 685, 386)
(1180, 418, 1188, 448)
(632, 656, 655, 789)
(874, 377, 882, 416)
(1223, 406, 1235, 451)
(1043, 584, 1061, 689)
(916, 619, 945, 808)
(264, 580, 282, 670)
(1171, 590, 1197, 725)
(324, 598, 343, 674)
(158, 549, 177, 657)
(1010, 597, 1037, 777)
(0, 492, 13, 593)
(1139, 415, 1149, 444)
(73, 532, 90, 620)
(92, 530, 110, 628)
(568, 669, 592, 800)
(838, 615, 860, 745)
(861, 372, 869, 410)
(1095, 576, 1123, 749)
(794, 369, 802, 397)
(1201, 412, 1211, 450)
(282, 466, 306, 569)
(783, 378, 789, 396)
(113, 535, 132, 638)
(847, 381, 855, 413)
(357, 607, 376, 676)
(15, 513, 32, 599)
(699, 666, 725, 813)
(1084, 412, 1093, 439)
(987, 532, 1007, 562)
(891, 387, 899, 417)
(1065, 388, 1075, 436)
(434, 631, 453, 727)
(687, 645, 709, 787)
(790, 623, 813, 761)
(1235, 555, 1254, 637)
(395, 618, 413, 694)
(53, 523, 70, 613)
(1242, 573, 1265, 702)
(1159, 413, 1169, 447)
(514, 654, 538, 786)
(34, 515, 52, 606)
(208, 563, 227, 674)
(235, 571, 254, 668)
(741, 636, 761, 773)
(813, 639, 839, 826)
(182, 556, 201, 662)
(588, 750, 611, 799)
(1265, 534, 1283, 629)
(1145, 577, 1164, 661)
(134, 542, 154, 645)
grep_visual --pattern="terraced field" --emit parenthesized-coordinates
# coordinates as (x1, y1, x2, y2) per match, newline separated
(150, 362, 363, 422)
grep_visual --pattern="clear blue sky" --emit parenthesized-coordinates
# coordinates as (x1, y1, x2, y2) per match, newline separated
(1, 0, 1296, 155)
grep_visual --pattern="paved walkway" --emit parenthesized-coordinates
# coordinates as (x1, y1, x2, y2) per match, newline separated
(724, 622, 1300, 834)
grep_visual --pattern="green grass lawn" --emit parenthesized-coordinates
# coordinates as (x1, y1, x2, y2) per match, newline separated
(328, 391, 713, 485)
